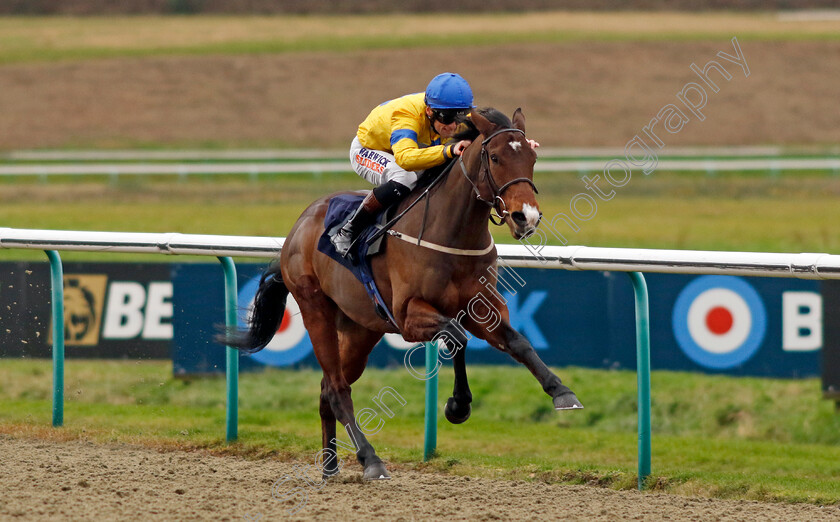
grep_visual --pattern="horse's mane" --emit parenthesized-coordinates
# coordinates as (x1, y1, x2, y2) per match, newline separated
(410, 107, 511, 194)
(452, 107, 512, 142)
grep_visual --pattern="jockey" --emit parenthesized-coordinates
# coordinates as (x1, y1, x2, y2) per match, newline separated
(330, 72, 476, 257)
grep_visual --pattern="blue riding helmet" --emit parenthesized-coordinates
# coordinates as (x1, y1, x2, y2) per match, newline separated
(424, 73, 475, 110)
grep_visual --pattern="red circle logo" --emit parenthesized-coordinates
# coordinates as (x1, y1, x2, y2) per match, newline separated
(277, 308, 292, 333)
(705, 306, 733, 335)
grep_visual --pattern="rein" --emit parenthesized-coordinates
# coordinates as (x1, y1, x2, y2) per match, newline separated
(458, 128, 539, 226)
(366, 158, 455, 245)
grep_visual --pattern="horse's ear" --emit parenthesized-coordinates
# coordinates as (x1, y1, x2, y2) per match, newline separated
(512, 108, 526, 132)
(469, 110, 497, 138)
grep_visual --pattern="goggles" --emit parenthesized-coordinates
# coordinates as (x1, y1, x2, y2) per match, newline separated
(431, 108, 469, 125)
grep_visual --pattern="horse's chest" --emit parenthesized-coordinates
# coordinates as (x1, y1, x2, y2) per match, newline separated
(418, 270, 483, 311)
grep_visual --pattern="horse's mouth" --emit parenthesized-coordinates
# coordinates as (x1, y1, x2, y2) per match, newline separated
(509, 205, 541, 241)
(513, 225, 537, 241)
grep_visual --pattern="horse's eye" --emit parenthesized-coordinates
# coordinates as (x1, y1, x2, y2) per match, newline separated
(490, 154, 499, 164)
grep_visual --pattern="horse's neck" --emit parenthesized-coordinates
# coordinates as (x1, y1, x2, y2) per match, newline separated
(402, 150, 491, 249)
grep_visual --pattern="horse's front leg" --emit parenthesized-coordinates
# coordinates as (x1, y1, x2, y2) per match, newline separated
(445, 339, 472, 424)
(400, 298, 472, 424)
(480, 321, 583, 410)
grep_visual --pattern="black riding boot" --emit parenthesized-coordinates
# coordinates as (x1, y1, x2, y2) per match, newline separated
(331, 191, 385, 257)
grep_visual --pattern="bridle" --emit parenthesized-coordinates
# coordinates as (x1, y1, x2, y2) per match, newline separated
(367, 126, 539, 248)
(458, 128, 539, 225)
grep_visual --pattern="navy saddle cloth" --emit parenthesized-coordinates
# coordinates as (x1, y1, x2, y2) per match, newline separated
(316, 194, 397, 327)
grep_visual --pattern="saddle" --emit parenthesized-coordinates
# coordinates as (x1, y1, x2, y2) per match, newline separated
(316, 194, 397, 328)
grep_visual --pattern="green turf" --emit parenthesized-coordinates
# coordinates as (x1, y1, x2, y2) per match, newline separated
(2, 360, 839, 504)
(1, 171, 838, 262)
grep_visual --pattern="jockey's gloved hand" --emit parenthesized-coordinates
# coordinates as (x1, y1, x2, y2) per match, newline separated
(445, 140, 472, 159)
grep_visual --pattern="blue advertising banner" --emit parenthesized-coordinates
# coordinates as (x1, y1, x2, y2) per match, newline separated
(821, 281, 840, 399)
(171, 263, 822, 378)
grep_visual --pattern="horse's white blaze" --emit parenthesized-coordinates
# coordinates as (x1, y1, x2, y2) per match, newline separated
(522, 203, 540, 228)
(509, 140, 523, 152)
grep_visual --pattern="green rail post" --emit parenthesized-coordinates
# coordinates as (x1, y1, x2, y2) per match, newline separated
(627, 271, 651, 489)
(423, 341, 438, 461)
(218, 256, 239, 442)
(46, 250, 64, 428)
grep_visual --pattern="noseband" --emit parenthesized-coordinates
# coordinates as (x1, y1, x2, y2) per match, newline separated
(458, 128, 539, 225)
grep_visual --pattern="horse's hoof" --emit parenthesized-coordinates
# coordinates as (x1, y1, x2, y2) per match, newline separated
(554, 393, 584, 410)
(362, 462, 391, 481)
(444, 397, 471, 424)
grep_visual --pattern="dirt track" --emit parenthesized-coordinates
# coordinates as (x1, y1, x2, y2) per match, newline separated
(2, 436, 838, 521)
(1, 41, 838, 150)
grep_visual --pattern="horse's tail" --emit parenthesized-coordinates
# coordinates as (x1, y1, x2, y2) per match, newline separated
(216, 264, 289, 354)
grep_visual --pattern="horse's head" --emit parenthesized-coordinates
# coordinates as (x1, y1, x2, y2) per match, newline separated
(467, 108, 541, 240)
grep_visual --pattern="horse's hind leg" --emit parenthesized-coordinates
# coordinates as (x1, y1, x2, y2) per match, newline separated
(318, 316, 385, 479)
(296, 277, 388, 480)
(319, 378, 339, 479)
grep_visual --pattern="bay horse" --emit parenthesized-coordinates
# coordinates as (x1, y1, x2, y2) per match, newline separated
(222, 108, 583, 480)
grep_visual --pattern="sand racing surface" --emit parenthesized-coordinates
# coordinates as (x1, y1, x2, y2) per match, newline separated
(2, 436, 838, 521)
(1, 41, 839, 150)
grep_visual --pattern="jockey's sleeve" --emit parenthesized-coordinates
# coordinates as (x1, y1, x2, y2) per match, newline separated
(389, 109, 447, 172)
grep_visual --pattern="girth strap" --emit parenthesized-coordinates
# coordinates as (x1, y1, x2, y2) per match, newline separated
(386, 230, 495, 256)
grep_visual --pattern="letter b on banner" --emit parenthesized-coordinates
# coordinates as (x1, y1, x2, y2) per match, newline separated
(782, 291, 822, 351)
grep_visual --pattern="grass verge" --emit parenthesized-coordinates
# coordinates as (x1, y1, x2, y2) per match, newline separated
(0, 171, 839, 261)
(1, 360, 839, 504)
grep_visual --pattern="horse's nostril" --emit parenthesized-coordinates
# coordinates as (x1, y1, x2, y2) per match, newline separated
(511, 211, 527, 226)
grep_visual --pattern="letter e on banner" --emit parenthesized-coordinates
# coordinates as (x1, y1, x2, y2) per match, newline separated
(142, 282, 173, 339)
